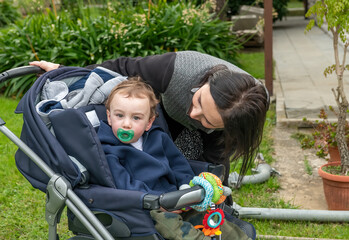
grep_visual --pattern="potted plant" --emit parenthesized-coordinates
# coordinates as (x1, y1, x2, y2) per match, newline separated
(305, 0, 349, 210)
(308, 108, 349, 162)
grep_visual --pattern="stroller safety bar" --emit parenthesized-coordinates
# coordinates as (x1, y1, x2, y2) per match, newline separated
(0, 66, 44, 84)
(144, 185, 205, 211)
(160, 185, 205, 210)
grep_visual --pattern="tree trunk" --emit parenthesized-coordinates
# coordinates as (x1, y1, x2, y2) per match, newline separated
(337, 94, 349, 174)
(331, 26, 349, 174)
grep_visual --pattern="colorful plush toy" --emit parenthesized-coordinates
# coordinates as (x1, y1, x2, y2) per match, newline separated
(198, 172, 226, 205)
(189, 172, 231, 239)
(194, 207, 225, 239)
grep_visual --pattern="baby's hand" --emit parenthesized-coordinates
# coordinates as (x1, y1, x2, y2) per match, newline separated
(29, 60, 60, 72)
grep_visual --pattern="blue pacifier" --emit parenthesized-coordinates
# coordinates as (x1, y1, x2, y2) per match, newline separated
(117, 128, 134, 142)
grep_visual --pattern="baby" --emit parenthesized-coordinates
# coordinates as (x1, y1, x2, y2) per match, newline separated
(98, 77, 195, 195)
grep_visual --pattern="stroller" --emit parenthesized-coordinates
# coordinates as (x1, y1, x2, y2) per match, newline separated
(0, 66, 228, 240)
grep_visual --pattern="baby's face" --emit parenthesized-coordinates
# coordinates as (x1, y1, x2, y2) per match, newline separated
(107, 92, 154, 143)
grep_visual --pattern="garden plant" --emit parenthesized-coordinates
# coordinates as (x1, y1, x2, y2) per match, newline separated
(0, 0, 241, 97)
(298, 107, 349, 160)
(306, 0, 349, 174)
(0, 0, 21, 27)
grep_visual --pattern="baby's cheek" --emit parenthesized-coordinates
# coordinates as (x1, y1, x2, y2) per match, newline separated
(133, 126, 146, 138)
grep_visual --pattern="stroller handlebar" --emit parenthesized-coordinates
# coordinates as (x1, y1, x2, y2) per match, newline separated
(143, 185, 205, 211)
(0, 66, 44, 84)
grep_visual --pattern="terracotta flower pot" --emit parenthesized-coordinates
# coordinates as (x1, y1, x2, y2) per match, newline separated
(318, 161, 349, 210)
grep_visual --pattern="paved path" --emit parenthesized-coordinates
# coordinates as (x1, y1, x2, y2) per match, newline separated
(273, 16, 349, 125)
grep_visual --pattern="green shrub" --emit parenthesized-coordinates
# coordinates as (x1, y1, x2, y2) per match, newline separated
(0, 0, 241, 97)
(0, 0, 21, 27)
(13, 0, 50, 16)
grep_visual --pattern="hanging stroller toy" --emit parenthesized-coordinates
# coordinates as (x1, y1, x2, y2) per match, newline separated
(188, 172, 232, 240)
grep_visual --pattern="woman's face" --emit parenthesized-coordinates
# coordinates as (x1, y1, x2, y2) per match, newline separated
(188, 83, 224, 129)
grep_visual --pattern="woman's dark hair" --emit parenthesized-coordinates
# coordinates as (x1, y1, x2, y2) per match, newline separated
(201, 64, 269, 186)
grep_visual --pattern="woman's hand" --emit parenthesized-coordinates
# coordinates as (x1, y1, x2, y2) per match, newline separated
(29, 60, 60, 72)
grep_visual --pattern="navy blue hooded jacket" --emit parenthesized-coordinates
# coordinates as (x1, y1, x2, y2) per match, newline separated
(97, 121, 195, 195)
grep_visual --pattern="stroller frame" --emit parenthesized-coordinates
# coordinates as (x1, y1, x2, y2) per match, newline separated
(0, 66, 221, 240)
(0, 108, 114, 240)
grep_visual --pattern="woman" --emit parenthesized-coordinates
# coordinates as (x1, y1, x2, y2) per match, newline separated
(31, 51, 269, 187)
(31, 51, 269, 240)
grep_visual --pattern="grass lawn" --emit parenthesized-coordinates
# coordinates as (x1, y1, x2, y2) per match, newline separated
(0, 52, 348, 239)
(288, 0, 304, 9)
(237, 51, 265, 80)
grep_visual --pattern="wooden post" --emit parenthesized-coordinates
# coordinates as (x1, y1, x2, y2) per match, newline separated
(304, 0, 309, 19)
(264, 0, 273, 96)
